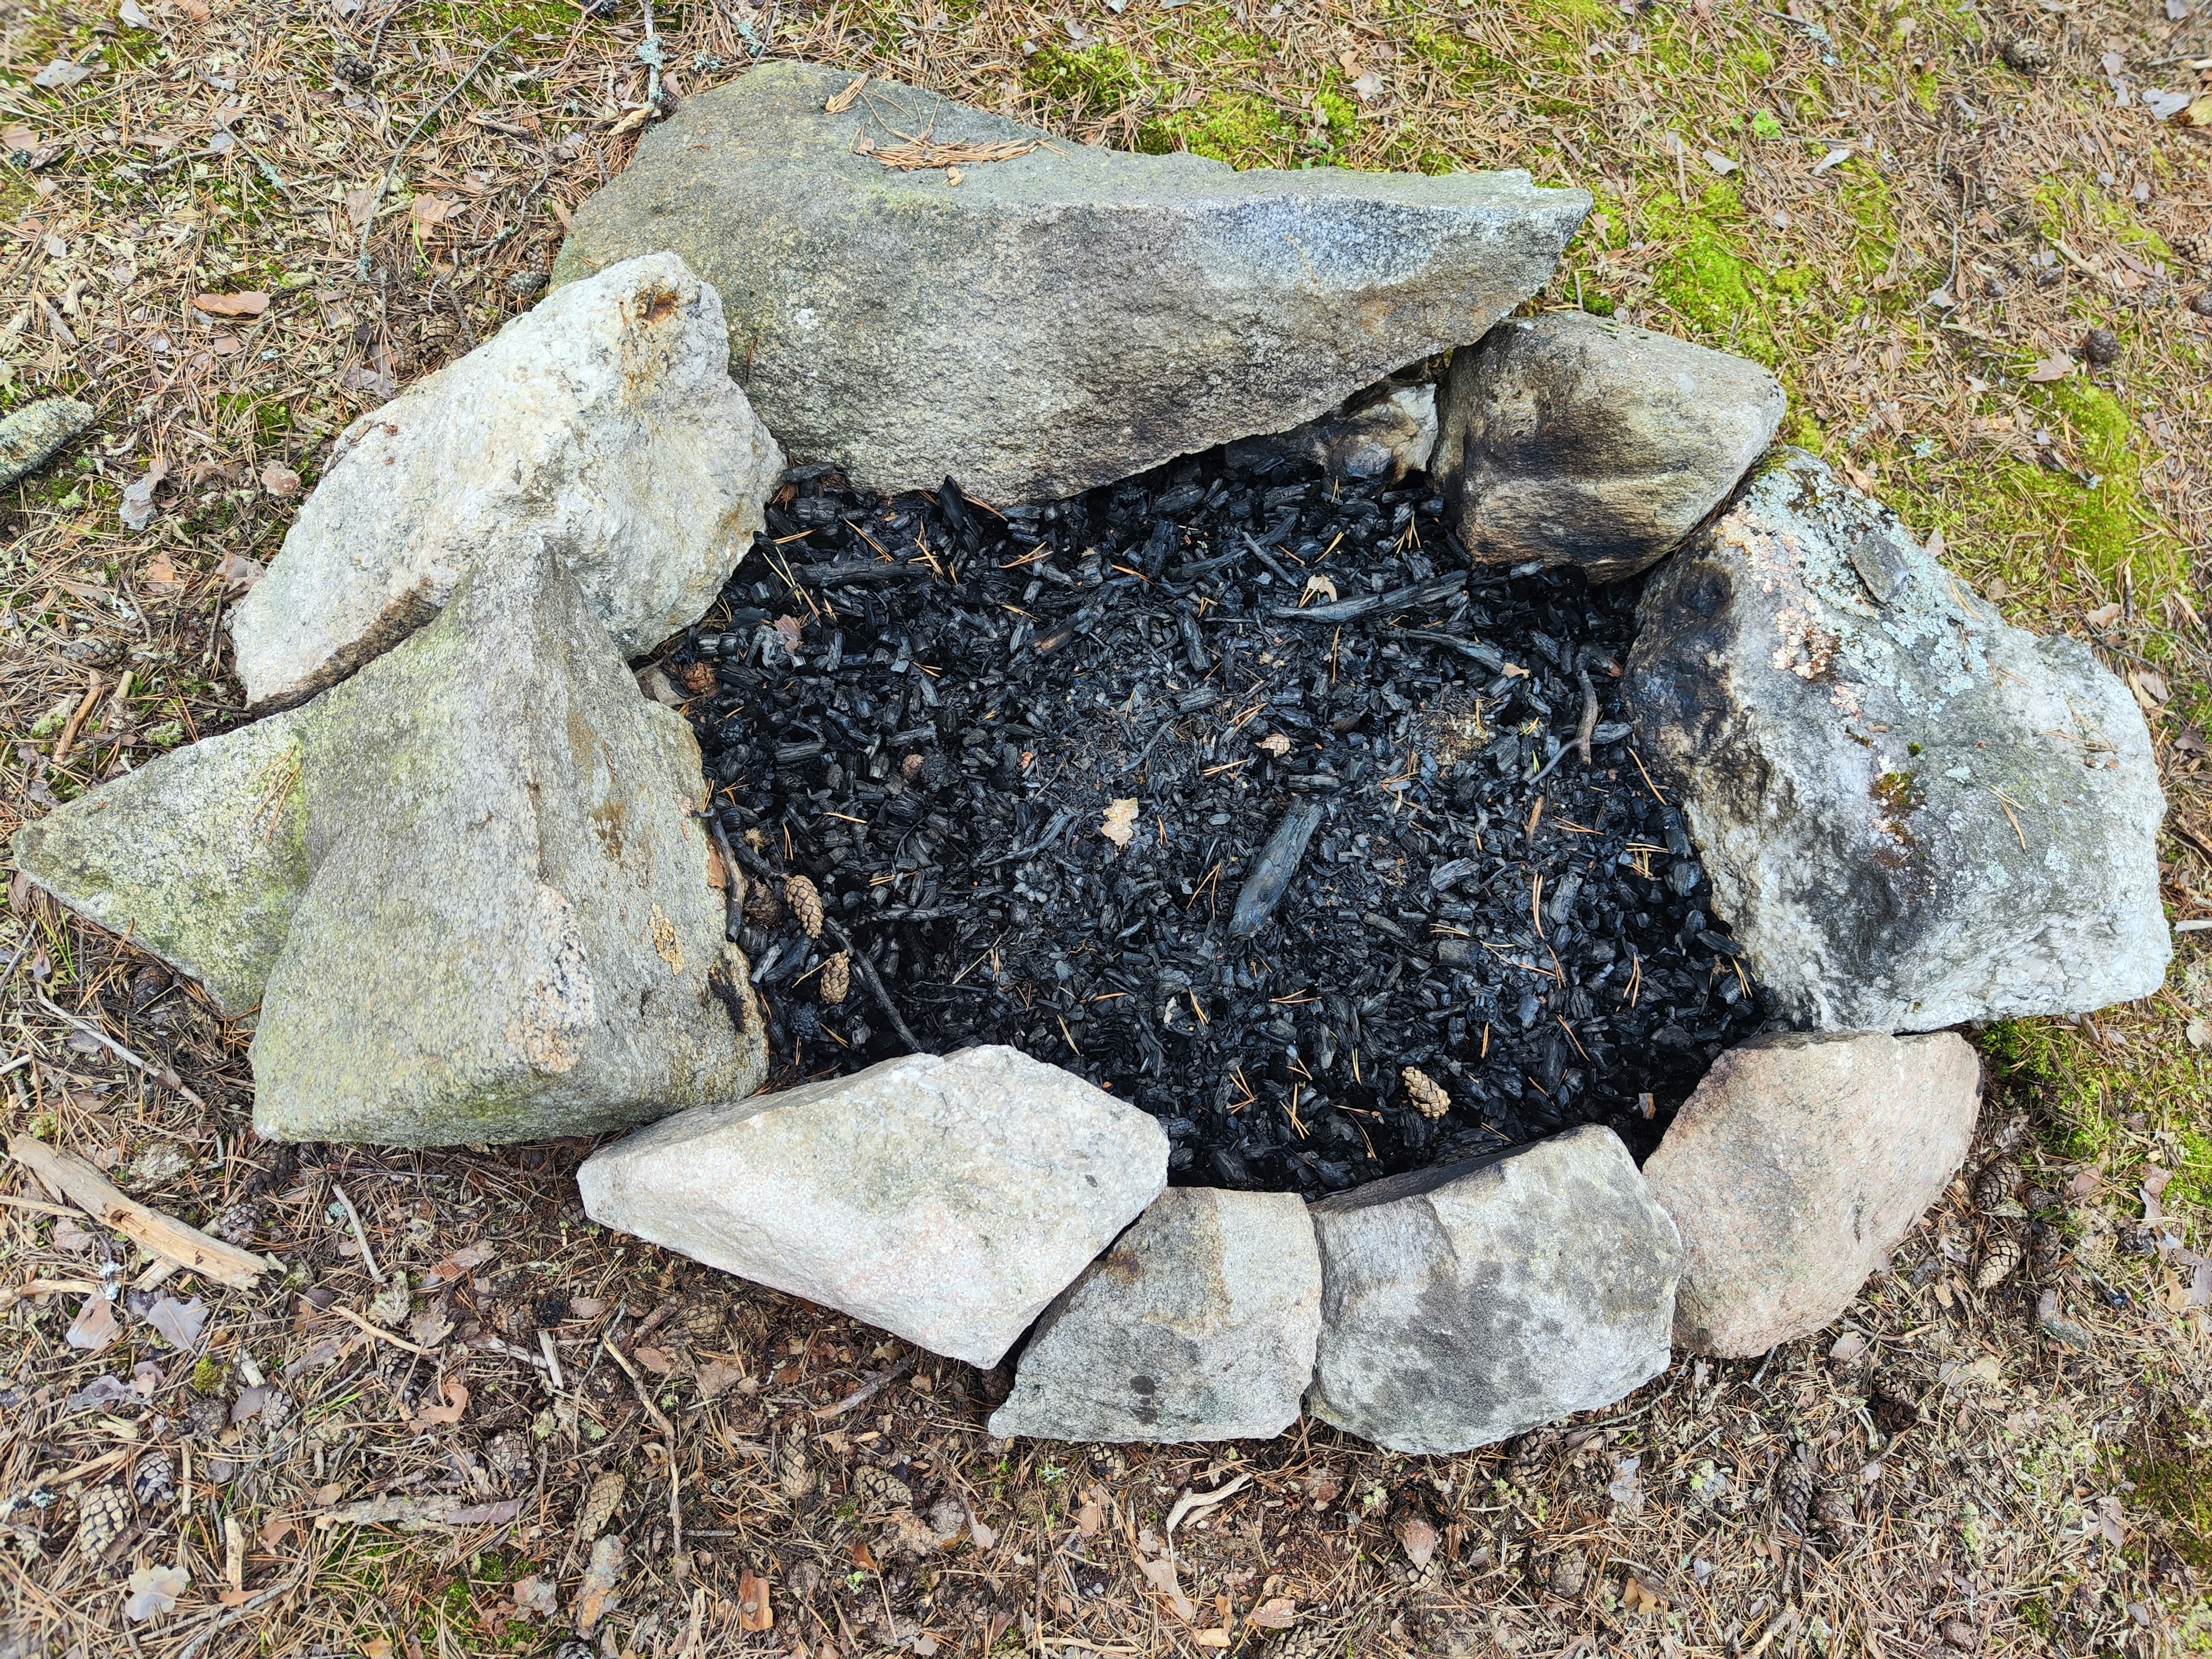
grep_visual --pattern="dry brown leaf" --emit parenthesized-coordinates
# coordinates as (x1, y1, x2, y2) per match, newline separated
(2025, 355, 2074, 382)
(1256, 732, 1291, 757)
(66, 1290, 118, 1352)
(1302, 573, 1338, 605)
(1248, 1597, 1299, 1630)
(1101, 797, 1138, 850)
(408, 1380, 468, 1428)
(192, 290, 269, 318)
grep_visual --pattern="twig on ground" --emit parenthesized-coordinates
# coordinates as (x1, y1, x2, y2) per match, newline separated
(813, 1351, 916, 1418)
(329, 1181, 387, 1285)
(603, 1334, 679, 1440)
(33, 992, 206, 1108)
(355, 25, 521, 279)
(6, 1134, 270, 1289)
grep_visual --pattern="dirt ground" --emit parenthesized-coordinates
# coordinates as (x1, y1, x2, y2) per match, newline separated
(1, 0, 2209, 1654)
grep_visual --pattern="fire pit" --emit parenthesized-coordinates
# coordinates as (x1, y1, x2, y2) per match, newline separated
(677, 452, 1763, 1195)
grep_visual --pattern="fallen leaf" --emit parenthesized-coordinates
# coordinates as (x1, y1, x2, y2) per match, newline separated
(123, 1562, 189, 1622)
(215, 553, 265, 599)
(1136, 1555, 1197, 1623)
(1075, 1498, 1104, 1536)
(513, 1575, 558, 1618)
(1350, 69, 1385, 101)
(260, 461, 301, 499)
(2127, 668, 2170, 708)
(1247, 1597, 1298, 1631)
(1396, 1512, 1439, 1567)
(410, 1380, 469, 1429)
(119, 461, 168, 532)
(1301, 573, 1338, 605)
(408, 1304, 454, 1349)
(32, 59, 96, 90)
(67, 1291, 119, 1353)
(260, 1515, 298, 1548)
(191, 291, 270, 319)
(695, 1357, 745, 1400)
(143, 1296, 207, 1349)
(573, 1535, 624, 1637)
(409, 195, 460, 236)
(143, 551, 181, 591)
(2084, 602, 2123, 628)
(425, 1241, 494, 1282)
(2, 124, 40, 153)
(230, 1384, 275, 1425)
(119, 0, 152, 22)
(2026, 354, 2074, 382)
(1703, 149, 1740, 174)
(1100, 797, 1138, 850)
(632, 1344, 672, 1376)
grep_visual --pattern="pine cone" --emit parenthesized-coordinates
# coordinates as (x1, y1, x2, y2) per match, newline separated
(1972, 1156, 2022, 1211)
(775, 1435, 812, 1501)
(677, 1299, 725, 1343)
(784, 874, 825, 940)
(819, 952, 850, 1006)
(851, 1464, 912, 1509)
(577, 1471, 625, 1542)
(211, 1202, 263, 1248)
(1975, 1230, 2025, 1291)
(131, 1453, 175, 1509)
(76, 1483, 131, 1559)
(1776, 1444, 1814, 1534)
(1401, 1066, 1450, 1120)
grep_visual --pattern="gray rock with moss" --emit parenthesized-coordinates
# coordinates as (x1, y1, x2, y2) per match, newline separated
(576, 1046, 1168, 1368)
(1305, 1125, 1679, 1455)
(990, 1187, 1321, 1444)
(1433, 311, 1786, 580)
(249, 541, 765, 1146)
(1626, 449, 2168, 1032)
(550, 61, 1589, 503)
(0, 397, 96, 490)
(11, 708, 312, 1018)
(230, 253, 782, 711)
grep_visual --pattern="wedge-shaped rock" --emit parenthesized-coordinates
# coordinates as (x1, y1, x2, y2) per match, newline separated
(577, 1047, 1168, 1367)
(551, 62, 1589, 503)
(231, 253, 783, 711)
(11, 708, 311, 1018)
(1306, 1126, 1678, 1455)
(249, 543, 764, 1146)
(1645, 1032, 1980, 1357)
(1434, 312, 1785, 581)
(1627, 449, 2168, 1031)
(990, 1187, 1320, 1444)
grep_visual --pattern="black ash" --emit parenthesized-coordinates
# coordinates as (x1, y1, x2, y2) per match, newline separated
(672, 453, 1772, 1196)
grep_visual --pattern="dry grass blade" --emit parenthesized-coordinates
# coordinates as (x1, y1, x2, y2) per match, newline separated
(857, 135, 1043, 171)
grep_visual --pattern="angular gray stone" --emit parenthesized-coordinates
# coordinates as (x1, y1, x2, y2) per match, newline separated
(1433, 311, 1786, 581)
(1305, 1125, 1679, 1455)
(1644, 1032, 1982, 1357)
(551, 62, 1589, 503)
(0, 396, 96, 489)
(231, 253, 783, 711)
(1626, 449, 2169, 1032)
(989, 1187, 1320, 1444)
(249, 541, 764, 1146)
(576, 1046, 1168, 1368)
(10, 708, 312, 1018)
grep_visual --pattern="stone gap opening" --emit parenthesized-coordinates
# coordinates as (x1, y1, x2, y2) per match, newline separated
(675, 449, 1770, 1197)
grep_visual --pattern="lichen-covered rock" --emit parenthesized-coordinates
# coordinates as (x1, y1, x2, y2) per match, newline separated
(576, 1046, 1168, 1368)
(230, 253, 782, 711)
(249, 542, 764, 1146)
(10, 709, 312, 1018)
(1626, 450, 2168, 1031)
(550, 62, 1588, 503)
(1433, 312, 1785, 580)
(0, 396, 96, 489)
(1305, 1125, 1679, 1455)
(1645, 1031, 1981, 1357)
(990, 1187, 1320, 1444)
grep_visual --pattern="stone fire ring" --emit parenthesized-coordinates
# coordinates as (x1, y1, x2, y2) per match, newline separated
(10, 66, 2166, 1455)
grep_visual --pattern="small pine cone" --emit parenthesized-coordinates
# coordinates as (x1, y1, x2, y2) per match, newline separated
(680, 660, 717, 696)
(678, 1298, 725, 1343)
(742, 880, 786, 929)
(775, 1435, 811, 1501)
(1776, 1445, 1814, 1534)
(76, 1483, 131, 1559)
(1401, 1066, 1450, 1120)
(577, 1471, 625, 1541)
(851, 1464, 912, 1509)
(210, 1201, 263, 1247)
(1266, 1628, 1336, 1659)
(1972, 1156, 2022, 1211)
(819, 952, 850, 1006)
(1975, 1230, 2025, 1291)
(784, 874, 824, 940)
(131, 1453, 175, 1509)
(1815, 1484, 1855, 1534)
